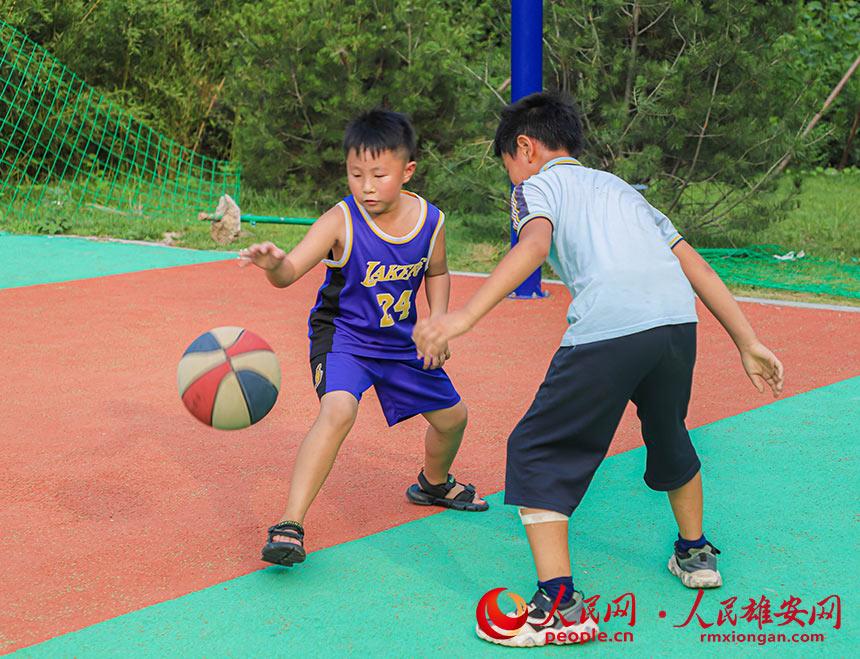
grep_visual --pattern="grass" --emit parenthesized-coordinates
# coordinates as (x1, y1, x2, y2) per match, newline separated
(1, 171, 857, 301)
(753, 168, 860, 261)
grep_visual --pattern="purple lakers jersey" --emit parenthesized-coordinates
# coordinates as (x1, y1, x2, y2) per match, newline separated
(308, 191, 445, 360)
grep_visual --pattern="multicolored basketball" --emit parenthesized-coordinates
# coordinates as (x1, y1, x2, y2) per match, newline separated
(177, 327, 281, 430)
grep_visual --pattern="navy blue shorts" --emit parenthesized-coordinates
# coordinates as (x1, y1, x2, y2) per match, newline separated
(504, 323, 700, 516)
(310, 352, 461, 426)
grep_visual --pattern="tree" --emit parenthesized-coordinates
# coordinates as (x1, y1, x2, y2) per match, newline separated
(4, 0, 848, 241)
(543, 0, 809, 241)
(226, 0, 509, 212)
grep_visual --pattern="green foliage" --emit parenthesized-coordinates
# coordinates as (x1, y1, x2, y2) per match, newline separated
(780, 0, 860, 168)
(543, 0, 812, 238)
(2, 0, 241, 158)
(2, 0, 857, 244)
(32, 210, 70, 235)
(226, 0, 509, 213)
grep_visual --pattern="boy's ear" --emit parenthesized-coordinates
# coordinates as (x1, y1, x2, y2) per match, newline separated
(516, 135, 536, 162)
(401, 160, 417, 184)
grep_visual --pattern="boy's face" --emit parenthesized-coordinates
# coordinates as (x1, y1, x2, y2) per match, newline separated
(501, 150, 542, 186)
(346, 148, 416, 214)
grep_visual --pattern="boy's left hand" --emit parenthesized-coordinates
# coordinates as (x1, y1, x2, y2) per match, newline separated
(414, 311, 472, 370)
(740, 341, 784, 397)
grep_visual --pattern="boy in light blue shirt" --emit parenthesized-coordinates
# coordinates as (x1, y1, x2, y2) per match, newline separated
(414, 92, 784, 648)
(513, 154, 698, 345)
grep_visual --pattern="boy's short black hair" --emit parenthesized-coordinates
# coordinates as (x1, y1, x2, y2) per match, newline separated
(343, 109, 417, 161)
(493, 92, 584, 158)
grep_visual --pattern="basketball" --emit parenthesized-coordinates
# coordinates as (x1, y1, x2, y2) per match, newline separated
(177, 326, 281, 430)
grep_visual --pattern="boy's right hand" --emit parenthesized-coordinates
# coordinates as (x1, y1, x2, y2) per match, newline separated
(238, 242, 286, 271)
(414, 310, 473, 370)
(740, 341, 784, 397)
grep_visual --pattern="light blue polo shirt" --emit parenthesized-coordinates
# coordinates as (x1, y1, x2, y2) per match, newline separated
(511, 157, 697, 346)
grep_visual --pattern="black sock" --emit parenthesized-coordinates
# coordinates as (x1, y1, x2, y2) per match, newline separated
(675, 533, 708, 554)
(538, 575, 574, 606)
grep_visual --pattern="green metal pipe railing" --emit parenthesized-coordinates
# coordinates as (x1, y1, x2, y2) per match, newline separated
(241, 214, 315, 226)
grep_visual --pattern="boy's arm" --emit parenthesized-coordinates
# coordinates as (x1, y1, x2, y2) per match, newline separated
(414, 218, 552, 368)
(673, 240, 784, 396)
(238, 206, 343, 287)
(424, 223, 450, 318)
(421, 224, 451, 369)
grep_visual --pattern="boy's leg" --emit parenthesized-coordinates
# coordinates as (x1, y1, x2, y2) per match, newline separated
(521, 512, 571, 581)
(475, 510, 604, 648)
(478, 336, 663, 647)
(505, 334, 669, 577)
(263, 391, 359, 564)
(666, 470, 721, 587)
(504, 340, 649, 519)
(372, 358, 486, 508)
(267, 353, 373, 551)
(505, 340, 652, 576)
(631, 323, 700, 496)
(422, 402, 484, 506)
(667, 470, 703, 541)
(631, 323, 720, 587)
(275, 391, 359, 529)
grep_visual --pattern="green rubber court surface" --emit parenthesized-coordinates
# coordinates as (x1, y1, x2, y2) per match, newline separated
(0, 233, 233, 289)
(14, 379, 860, 658)
(2, 235, 858, 657)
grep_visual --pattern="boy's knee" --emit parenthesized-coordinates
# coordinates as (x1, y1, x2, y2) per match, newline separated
(319, 392, 359, 429)
(432, 401, 468, 435)
(447, 402, 468, 433)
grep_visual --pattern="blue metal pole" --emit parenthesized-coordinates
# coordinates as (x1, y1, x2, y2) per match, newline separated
(510, 0, 547, 298)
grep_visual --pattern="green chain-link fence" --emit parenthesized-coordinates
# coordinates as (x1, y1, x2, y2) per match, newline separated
(699, 245, 860, 300)
(0, 20, 240, 222)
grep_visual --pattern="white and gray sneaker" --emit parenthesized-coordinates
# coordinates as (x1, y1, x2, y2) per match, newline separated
(476, 589, 600, 647)
(668, 542, 722, 588)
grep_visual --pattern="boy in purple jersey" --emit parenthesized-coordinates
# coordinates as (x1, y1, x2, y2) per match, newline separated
(239, 109, 487, 567)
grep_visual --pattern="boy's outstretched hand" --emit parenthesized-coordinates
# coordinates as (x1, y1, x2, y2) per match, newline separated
(740, 341, 784, 397)
(414, 310, 472, 370)
(238, 242, 286, 270)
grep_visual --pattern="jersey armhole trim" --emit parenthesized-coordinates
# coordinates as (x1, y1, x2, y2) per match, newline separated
(426, 211, 445, 262)
(668, 233, 685, 249)
(322, 201, 353, 268)
(516, 213, 554, 237)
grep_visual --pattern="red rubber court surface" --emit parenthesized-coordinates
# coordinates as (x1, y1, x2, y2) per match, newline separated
(1, 260, 858, 652)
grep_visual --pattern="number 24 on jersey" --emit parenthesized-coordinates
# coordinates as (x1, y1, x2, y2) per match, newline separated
(376, 290, 413, 327)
